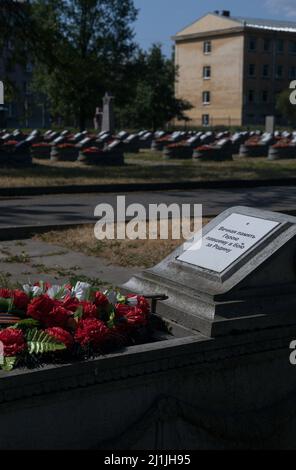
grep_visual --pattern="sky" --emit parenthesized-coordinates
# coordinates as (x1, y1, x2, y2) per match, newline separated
(133, 0, 296, 55)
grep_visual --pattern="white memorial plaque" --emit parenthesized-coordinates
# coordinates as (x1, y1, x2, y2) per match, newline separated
(178, 213, 280, 273)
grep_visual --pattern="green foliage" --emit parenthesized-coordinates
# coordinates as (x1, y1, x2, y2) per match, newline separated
(74, 306, 83, 321)
(0, 0, 138, 129)
(117, 44, 192, 129)
(107, 309, 116, 328)
(0, 356, 17, 372)
(12, 319, 41, 331)
(0, 3, 191, 130)
(276, 89, 296, 124)
(0, 297, 12, 313)
(26, 328, 66, 355)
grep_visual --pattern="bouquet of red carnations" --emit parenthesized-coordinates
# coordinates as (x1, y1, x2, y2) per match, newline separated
(0, 281, 150, 371)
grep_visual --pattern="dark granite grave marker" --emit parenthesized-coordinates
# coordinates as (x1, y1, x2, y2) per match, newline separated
(124, 206, 296, 336)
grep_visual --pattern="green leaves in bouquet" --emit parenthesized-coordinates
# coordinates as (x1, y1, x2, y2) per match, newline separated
(1, 356, 17, 372)
(74, 305, 83, 322)
(107, 309, 116, 329)
(11, 319, 41, 331)
(26, 328, 66, 355)
(0, 297, 13, 313)
(116, 292, 126, 305)
(0, 297, 26, 317)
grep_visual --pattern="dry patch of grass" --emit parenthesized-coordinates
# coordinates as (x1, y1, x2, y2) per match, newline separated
(0, 153, 296, 188)
(36, 218, 210, 268)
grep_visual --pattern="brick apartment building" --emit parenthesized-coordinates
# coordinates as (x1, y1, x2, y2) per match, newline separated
(0, 42, 50, 129)
(173, 11, 296, 127)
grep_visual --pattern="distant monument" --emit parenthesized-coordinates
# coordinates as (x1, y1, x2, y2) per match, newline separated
(93, 107, 102, 130)
(101, 92, 115, 133)
(265, 115, 275, 134)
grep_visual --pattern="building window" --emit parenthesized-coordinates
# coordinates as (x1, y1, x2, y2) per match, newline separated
(248, 90, 255, 103)
(289, 66, 296, 79)
(25, 62, 33, 73)
(262, 90, 269, 103)
(276, 39, 284, 53)
(276, 65, 283, 79)
(262, 64, 270, 78)
(248, 37, 257, 52)
(203, 41, 212, 54)
(23, 81, 32, 96)
(274, 92, 282, 111)
(203, 66, 211, 79)
(289, 41, 296, 54)
(202, 114, 210, 126)
(202, 91, 211, 105)
(263, 38, 271, 52)
(248, 64, 256, 77)
(7, 103, 15, 118)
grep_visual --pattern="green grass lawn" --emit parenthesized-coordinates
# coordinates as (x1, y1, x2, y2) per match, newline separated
(0, 151, 296, 187)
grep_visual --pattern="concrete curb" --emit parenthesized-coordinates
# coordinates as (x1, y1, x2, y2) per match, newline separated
(1, 207, 296, 241)
(3, 177, 296, 197)
(0, 222, 90, 241)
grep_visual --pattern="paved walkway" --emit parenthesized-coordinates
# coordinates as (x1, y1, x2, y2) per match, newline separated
(0, 239, 138, 288)
(0, 186, 296, 229)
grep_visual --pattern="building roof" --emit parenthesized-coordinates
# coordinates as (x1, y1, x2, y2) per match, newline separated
(175, 12, 296, 39)
(232, 16, 296, 33)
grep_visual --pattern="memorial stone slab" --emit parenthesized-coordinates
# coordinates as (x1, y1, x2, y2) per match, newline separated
(125, 134, 137, 142)
(101, 92, 115, 133)
(124, 206, 296, 337)
(266, 116, 275, 134)
(107, 139, 122, 150)
(53, 136, 64, 145)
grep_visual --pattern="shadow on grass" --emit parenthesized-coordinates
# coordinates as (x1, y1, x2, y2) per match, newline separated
(1, 154, 296, 185)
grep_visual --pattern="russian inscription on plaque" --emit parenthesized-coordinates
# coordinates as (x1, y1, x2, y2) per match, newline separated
(178, 213, 280, 273)
(124, 206, 296, 335)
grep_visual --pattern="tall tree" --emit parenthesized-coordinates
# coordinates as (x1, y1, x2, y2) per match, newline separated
(276, 89, 296, 125)
(0, 0, 138, 129)
(118, 44, 192, 130)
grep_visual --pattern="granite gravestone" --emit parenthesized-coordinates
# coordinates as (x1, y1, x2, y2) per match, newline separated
(101, 92, 115, 134)
(94, 107, 102, 131)
(124, 206, 296, 336)
(266, 116, 275, 134)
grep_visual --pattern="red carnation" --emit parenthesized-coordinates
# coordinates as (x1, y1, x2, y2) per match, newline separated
(63, 294, 80, 312)
(27, 295, 55, 322)
(0, 288, 12, 299)
(13, 290, 30, 311)
(138, 296, 150, 314)
(115, 304, 147, 328)
(125, 306, 148, 327)
(127, 295, 150, 315)
(115, 303, 132, 317)
(45, 327, 74, 349)
(44, 305, 72, 328)
(0, 328, 26, 356)
(81, 301, 98, 319)
(75, 318, 110, 348)
(94, 292, 109, 311)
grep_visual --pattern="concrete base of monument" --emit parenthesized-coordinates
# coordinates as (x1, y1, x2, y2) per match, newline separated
(123, 272, 296, 337)
(3, 205, 296, 450)
(124, 206, 296, 337)
(1, 319, 296, 449)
